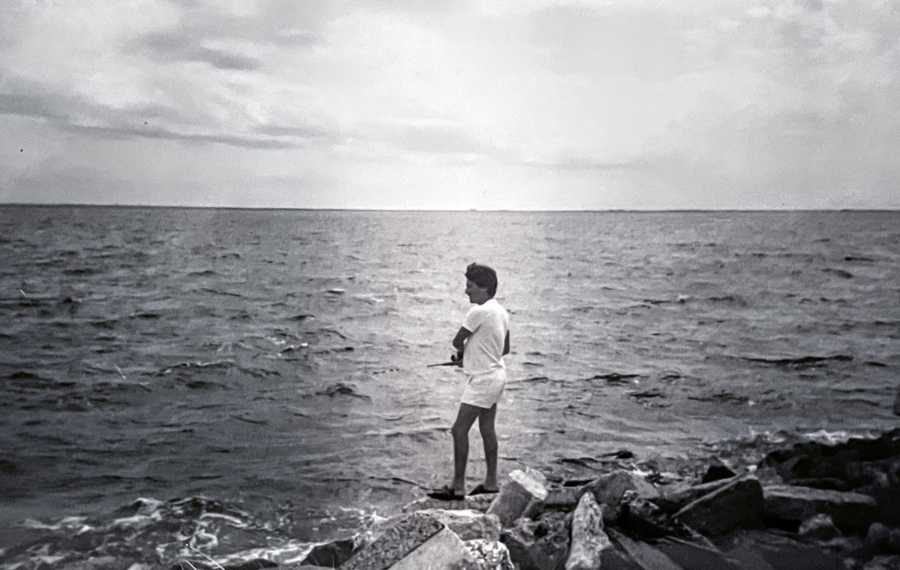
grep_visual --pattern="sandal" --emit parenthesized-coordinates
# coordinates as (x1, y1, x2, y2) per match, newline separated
(468, 483, 499, 496)
(427, 485, 465, 501)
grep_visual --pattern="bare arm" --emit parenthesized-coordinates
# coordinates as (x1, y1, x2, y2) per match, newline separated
(503, 330, 510, 356)
(452, 327, 472, 352)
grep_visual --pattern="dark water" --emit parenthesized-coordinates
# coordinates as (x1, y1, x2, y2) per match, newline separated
(1, 206, 898, 568)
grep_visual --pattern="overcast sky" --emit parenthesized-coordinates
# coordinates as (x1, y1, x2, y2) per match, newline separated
(1, 0, 898, 210)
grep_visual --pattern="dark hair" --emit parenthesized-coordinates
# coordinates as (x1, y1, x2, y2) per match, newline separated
(466, 262, 498, 298)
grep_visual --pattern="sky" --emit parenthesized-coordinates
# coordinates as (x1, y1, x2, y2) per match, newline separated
(1, 0, 898, 210)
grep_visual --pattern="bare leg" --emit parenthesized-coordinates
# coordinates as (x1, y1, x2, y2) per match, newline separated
(450, 404, 480, 493)
(478, 404, 499, 490)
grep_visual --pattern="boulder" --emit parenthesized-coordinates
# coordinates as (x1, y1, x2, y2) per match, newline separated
(701, 457, 737, 483)
(763, 485, 877, 532)
(500, 512, 570, 570)
(415, 509, 501, 541)
(544, 486, 580, 512)
(891, 528, 900, 554)
(581, 469, 659, 522)
(487, 468, 549, 527)
(620, 492, 690, 539)
(719, 529, 848, 570)
(866, 522, 890, 552)
(798, 514, 841, 541)
(462, 539, 516, 570)
(673, 476, 764, 536)
(607, 529, 682, 570)
(864, 555, 900, 570)
(297, 537, 355, 567)
(340, 512, 468, 570)
(655, 537, 744, 570)
(654, 476, 739, 513)
(565, 491, 612, 570)
(759, 429, 900, 486)
(389, 527, 470, 570)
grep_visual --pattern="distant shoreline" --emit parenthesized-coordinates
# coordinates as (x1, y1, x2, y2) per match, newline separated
(1, 203, 898, 214)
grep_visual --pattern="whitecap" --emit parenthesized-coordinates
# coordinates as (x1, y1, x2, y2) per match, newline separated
(802, 429, 852, 445)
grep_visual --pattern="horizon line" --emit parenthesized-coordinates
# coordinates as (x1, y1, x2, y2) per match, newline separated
(1, 202, 898, 213)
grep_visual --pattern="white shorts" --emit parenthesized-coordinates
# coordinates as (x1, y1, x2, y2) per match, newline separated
(460, 368, 507, 409)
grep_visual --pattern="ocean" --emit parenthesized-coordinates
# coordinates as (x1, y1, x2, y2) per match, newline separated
(1, 206, 898, 568)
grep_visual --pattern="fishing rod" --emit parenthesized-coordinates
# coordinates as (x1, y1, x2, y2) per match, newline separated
(426, 353, 463, 368)
(426, 361, 460, 368)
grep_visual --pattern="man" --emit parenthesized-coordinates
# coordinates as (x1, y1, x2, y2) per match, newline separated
(429, 262, 510, 500)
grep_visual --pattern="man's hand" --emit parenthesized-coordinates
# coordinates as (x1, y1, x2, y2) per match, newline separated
(450, 351, 463, 367)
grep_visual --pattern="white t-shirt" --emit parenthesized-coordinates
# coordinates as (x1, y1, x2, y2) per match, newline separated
(461, 298, 509, 376)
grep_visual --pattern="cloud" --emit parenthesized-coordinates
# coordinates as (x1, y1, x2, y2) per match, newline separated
(136, 32, 262, 71)
(0, 73, 331, 149)
(1, 0, 898, 208)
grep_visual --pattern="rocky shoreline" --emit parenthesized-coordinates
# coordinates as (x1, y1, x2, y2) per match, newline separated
(173, 428, 900, 570)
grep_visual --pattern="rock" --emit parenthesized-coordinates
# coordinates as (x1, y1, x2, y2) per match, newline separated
(487, 468, 549, 527)
(620, 492, 690, 539)
(798, 514, 841, 541)
(500, 512, 570, 570)
(566, 491, 611, 570)
(404, 494, 496, 513)
(701, 457, 737, 483)
(759, 429, 900, 486)
(298, 537, 355, 567)
(674, 476, 764, 536)
(790, 477, 852, 491)
(864, 555, 900, 570)
(581, 469, 660, 522)
(607, 528, 682, 570)
(866, 522, 890, 552)
(720, 529, 849, 570)
(415, 509, 501, 541)
(389, 527, 470, 570)
(763, 485, 878, 532)
(462, 539, 516, 570)
(890, 528, 900, 554)
(544, 486, 580, 512)
(340, 512, 468, 570)
(655, 537, 745, 570)
(654, 475, 739, 513)
(894, 386, 900, 416)
(222, 561, 278, 570)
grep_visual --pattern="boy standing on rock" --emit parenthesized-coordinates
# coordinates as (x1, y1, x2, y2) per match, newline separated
(430, 262, 510, 500)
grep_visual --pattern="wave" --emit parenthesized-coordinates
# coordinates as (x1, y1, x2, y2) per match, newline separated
(738, 354, 853, 368)
(580, 372, 641, 385)
(822, 268, 854, 279)
(315, 382, 370, 400)
(4, 495, 299, 569)
(200, 287, 244, 298)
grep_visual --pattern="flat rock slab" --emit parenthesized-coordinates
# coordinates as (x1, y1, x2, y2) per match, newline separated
(655, 537, 744, 570)
(389, 526, 468, 570)
(607, 529, 682, 570)
(674, 476, 764, 537)
(488, 468, 548, 527)
(720, 529, 846, 570)
(341, 512, 464, 570)
(415, 509, 501, 541)
(763, 485, 877, 531)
